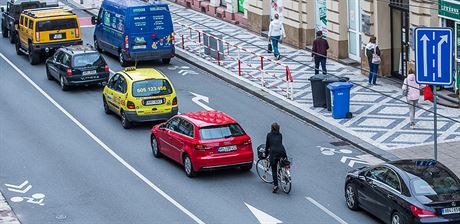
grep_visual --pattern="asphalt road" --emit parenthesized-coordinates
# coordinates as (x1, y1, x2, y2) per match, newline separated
(0, 6, 383, 224)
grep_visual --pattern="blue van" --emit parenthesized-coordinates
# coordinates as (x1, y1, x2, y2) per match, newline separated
(92, 0, 175, 66)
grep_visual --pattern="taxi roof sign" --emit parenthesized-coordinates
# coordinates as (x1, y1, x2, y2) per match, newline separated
(124, 67, 137, 72)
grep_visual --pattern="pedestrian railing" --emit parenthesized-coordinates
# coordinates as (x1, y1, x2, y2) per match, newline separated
(175, 22, 294, 100)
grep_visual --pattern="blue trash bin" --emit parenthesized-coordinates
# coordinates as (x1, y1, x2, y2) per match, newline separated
(327, 82, 353, 119)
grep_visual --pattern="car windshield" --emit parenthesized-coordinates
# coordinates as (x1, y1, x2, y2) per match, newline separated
(36, 18, 78, 31)
(199, 124, 245, 140)
(132, 79, 172, 97)
(72, 53, 104, 67)
(410, 170, 460, 196)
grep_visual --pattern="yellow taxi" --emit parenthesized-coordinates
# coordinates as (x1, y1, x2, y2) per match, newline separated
(102, 67, 178, 129)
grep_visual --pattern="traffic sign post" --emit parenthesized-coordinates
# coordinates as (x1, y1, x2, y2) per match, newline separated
(414, 27, 454, 160)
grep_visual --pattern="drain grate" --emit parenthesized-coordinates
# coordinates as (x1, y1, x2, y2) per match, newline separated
(330, 141, 350, 147)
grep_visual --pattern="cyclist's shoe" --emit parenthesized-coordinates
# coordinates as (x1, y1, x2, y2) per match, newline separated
(272, 186, 279, 193)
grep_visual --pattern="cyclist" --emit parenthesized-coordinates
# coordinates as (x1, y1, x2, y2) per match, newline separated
(265, 122, 287, 193)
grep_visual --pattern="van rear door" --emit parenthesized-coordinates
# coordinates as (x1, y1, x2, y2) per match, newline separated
(127, 5, 174, 53)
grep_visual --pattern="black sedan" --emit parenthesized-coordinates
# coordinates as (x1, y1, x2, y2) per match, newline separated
(345, 159, 460, 224)
(45, 45, 110, 91)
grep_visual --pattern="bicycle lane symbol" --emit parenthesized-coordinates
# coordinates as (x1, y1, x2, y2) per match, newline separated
(317, 146, 352, 156)
(5, 180, 46, 206)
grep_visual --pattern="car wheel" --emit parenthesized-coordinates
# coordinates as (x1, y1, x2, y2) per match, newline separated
(391, 211, 401, 224)
(345, 183, 359, 210)
(183, 154, 196, 177)
(162, 58, 171, 64)
(28, 45, 40, 65)
(103, 97, 111, 114)
(240, 163, 253, 172)
(60, 75, 69, 91)
(121, 110, 132, 129)
(46, 65, 53, 80)
(15, 39, 23, 55)
(151, 135, 162, 158)
(94, 38, 102, 52)
(1, 25, 7, 38)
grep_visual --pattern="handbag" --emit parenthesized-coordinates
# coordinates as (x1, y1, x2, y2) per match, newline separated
(267, 40, 273, 53)
(402, 79, 408, 97)
(424, 86, 434, 102)
(371, 47, 381, 64)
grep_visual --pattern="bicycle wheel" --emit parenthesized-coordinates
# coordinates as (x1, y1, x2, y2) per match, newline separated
(279, 167, 291, 194)
(256, 159, 273, 183)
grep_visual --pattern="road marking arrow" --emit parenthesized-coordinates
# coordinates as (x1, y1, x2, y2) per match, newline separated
(437, 35, 448, 79)
(245, 203, 282, 224)
(340, 156, 369, 168)
(190, 92, 213, 111)
(5, 180, 32, 194)
(420, 34, 429, 77)
(178, 70, 197, 76)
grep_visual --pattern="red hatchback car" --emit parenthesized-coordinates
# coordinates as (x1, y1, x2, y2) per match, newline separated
(150, 111, 254, 177)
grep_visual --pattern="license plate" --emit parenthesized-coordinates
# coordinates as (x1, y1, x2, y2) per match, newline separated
(133, 45, 146, 49)
(218, 145, 237, 153)
(53, 33, 63, 39)
(83, 75, 98, 80)
(82, 70, 97, 76)
(144, 99, 163, 105)
(442, 207, 460, 215)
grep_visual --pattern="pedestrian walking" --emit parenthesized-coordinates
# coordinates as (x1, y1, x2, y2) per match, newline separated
(402, 68, 424, 128)
(365, 36, 381, 85)
(312, 31, 329, 75)
(268, 14, 286, 60)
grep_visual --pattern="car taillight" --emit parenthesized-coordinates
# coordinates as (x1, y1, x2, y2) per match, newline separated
(172, 97, 177, 106)
(124, 35, 129, 49)
(75, 28, 79, 38)
(195, 144, 211, 150)
(242, 139, 251, 145)
(127, 101, 135, 109)
(410, 205, 436, 218)
(171, 32, 175, 46)
(35, 32, 40, 42)
(104, 64, 109, 72)
(66, 67, 73, 76)
(151, 33, 156, 38)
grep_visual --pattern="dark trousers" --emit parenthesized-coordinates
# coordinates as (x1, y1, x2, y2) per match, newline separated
(368, 62, 379, 84)
(271, 159, 279, 187)
(314, 56, 327, 75)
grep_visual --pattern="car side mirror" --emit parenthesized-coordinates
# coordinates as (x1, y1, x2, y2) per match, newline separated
(91, 16, 97, 25)
(1, 7, 4, 12)
(358, 171, 366, 181)
(159, 124, 166, 130)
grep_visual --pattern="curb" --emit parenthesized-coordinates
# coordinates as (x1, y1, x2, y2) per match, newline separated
(0, 192, 20, 224)
(175, 48, 400, 162)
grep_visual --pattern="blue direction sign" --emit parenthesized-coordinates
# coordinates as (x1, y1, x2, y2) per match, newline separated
(414, 27, 454, 86)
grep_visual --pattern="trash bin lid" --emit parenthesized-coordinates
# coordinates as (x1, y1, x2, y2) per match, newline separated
(327, 82, 353, 90)
(308, 74, 326, 81)
(323, 76, 350, 83)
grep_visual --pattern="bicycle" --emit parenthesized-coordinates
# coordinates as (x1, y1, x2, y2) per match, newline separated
(256, 144, 292, 194)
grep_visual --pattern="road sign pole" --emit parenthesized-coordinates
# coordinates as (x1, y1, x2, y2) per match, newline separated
(433, 86, 438, 160)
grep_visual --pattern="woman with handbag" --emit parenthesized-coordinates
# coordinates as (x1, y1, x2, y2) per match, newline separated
(402, 68, 425, 128)
(268, 14, 286, 60)
(365, 36, 381, 85)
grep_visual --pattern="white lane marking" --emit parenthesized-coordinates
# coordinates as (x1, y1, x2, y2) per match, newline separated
(305, 197, 348, 224)
(5, 181, 29, 189)
(245, 203, 282, 224)
(5, 180, 32, 194)
(80, 25, 95, 28)
(340, 156, 368, 168)
(190, 92, 213, 111)
(0, 52, 205, 224)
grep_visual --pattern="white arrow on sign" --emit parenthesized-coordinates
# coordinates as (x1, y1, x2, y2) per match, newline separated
(420, 34, 430, 77)
(437, 35, 448, 79)
(340, 156, 369, 168)
(245, 202, 282, 224)
(5, 180, 32, 194)
(190, 92, 213, 111)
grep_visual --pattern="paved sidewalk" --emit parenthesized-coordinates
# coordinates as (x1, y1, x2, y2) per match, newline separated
(0, 192, 20, 224)
(70, 0, 460, 174)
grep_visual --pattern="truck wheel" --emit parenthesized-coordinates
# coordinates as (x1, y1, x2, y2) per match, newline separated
(15, 40, 23, 55)
(1, 25, 7, 38)
(8, 29, 14, 43)
(119, 51, 130, 67)
(28, 45, 40, 65)
(162, 58, 171, 64)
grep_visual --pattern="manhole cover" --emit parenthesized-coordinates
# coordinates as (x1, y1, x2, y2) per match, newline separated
(330, 141, 350, 146)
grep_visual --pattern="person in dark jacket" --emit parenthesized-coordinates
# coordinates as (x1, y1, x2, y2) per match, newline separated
(312, 31, 329, 75)
(265, 122, 287, 193)
(365, 36, 381, 85)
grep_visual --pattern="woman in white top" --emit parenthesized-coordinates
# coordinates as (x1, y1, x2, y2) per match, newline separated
(268, 14, 286, 60)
